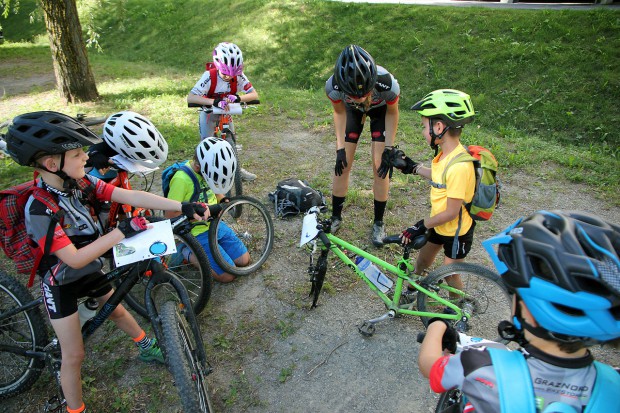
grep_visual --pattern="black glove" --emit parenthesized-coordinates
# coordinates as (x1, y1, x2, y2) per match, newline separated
(400, 157, 419, 175)
(402, 219, 427, 242)
(377, 146, 398, 179)
(334, 148, 348, 176)
(117, 216, 148, 238)
(427, 317, 459, 354)
(182, 202, 208, 220)
(86, 150, 111, 170)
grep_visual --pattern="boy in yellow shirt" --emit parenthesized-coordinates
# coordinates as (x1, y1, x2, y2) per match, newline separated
(395, 89, 476, 295)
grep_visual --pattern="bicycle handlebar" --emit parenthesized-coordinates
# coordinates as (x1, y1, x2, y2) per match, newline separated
(188, 100, 260, 109)
(167, 203, 223, 228)
(382, 234, 427, 250)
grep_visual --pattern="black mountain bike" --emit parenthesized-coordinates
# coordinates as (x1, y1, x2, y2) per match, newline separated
(0, 214, 216, 412)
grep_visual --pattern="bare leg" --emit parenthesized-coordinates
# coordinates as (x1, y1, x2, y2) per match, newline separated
(49, 314, 85, 410)
(332, 141, 358, 197)
(370, 141, 389, 202)
(96, 290, 143, 338)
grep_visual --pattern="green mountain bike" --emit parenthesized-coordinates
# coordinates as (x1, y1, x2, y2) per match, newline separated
(300, 207, 512, 340)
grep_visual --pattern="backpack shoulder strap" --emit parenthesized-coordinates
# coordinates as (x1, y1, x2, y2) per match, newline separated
(28, 187, 65, 288)
(430, 152, 475, 189)
(488, 348, 536, 413)
(208, 67, 219, 97)
(229, 74, 238, 95)
(585, 361, 620, 412)
(178, 164, 202, 203)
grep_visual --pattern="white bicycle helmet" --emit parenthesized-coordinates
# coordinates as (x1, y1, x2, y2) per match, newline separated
(213, 42, 244, 77)
(196, 137, 237, 194)
(102, 111, 168, 167)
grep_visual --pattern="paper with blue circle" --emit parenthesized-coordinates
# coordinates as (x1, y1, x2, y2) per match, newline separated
(113, 219, 177, 267)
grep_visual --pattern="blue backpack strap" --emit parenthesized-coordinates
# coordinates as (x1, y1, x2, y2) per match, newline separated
(178, 164, 202, 203)
(487, 348, 536, 413)
(585, 361, 620, 412)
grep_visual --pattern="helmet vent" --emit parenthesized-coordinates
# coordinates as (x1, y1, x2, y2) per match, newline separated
(33, 129, 49, 138)
(529, 255, 555, 283)
(552, 303, 585, 317)
(575, 274, 614, 297)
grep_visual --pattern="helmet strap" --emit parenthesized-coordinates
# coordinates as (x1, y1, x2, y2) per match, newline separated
(51, 153, 79, 190)
(428, 118, 449, 156)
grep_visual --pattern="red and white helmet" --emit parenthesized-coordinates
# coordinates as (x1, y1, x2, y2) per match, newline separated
(196, 137, 237, 194)
(212, 42, 244, 77)
(102, 111, 168, 167)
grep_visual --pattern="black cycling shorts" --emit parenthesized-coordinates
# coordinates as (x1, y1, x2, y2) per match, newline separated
(344, 104, 387, 143)
(427, 221, 476, 260)
(41, 272, 112, 320)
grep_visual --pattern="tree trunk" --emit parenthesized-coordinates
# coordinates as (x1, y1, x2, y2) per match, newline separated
(40, 0, 99, 103)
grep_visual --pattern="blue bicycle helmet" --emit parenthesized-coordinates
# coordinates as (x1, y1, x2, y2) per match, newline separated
(482, 210, 620, 343)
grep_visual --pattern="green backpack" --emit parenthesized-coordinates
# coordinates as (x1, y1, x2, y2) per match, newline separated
(431, 145, 500, 222)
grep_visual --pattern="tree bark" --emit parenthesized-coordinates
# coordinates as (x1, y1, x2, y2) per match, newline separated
(40, 0, 99, 103)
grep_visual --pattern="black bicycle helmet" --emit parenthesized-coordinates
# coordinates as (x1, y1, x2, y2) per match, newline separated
(333, 45, 378, 98)
(6, 111, 101, 167)
(483, 210, 620, 343)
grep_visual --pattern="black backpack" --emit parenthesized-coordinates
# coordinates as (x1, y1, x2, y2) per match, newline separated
(268, 178, 327, 218)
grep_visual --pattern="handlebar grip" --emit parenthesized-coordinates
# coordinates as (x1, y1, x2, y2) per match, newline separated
(417, 332, 426, 343)
(188, 103, 208, 108)
(245, 100, 260, 105)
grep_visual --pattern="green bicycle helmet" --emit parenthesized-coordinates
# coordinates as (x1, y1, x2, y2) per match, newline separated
(411, 89, 475, 129)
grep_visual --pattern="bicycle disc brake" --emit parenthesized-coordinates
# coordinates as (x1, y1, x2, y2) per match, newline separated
(455, 300, 476, 332)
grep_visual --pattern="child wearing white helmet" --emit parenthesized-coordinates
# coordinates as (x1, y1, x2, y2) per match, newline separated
(164, 137, 251, 283)
(187, 42, 259, 181)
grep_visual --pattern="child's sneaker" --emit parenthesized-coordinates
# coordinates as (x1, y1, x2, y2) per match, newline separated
(138, 338, 165, 364)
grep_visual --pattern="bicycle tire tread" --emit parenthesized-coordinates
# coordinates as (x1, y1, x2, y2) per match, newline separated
(0, 272, 48, 399)
(159, 301, 212, 413)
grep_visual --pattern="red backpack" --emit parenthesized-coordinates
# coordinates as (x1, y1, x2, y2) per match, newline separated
(0, 177, 95, 287)
(205, 62, 237, 97)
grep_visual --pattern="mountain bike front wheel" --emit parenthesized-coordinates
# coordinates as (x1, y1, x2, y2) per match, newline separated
(208, 196, 274, 277)
(416, 263, 511, 342)
(117, 217, 212, 317)
(0, 272, 48, 399)
(159, 300, 213, 413)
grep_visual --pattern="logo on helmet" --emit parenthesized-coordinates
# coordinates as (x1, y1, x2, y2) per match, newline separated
(61, 142, 84, 150)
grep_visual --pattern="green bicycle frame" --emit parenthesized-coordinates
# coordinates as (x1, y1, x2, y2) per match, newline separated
(320, 232, 466, 321)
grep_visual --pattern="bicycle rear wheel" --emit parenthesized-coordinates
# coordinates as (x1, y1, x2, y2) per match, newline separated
(117, 217, 212, 317)
(208, 196, 274, 276)
(159, 300, 213, 413)
(224, 133, 243, 218)
(0, 272, 48, 399)
(416, 263, 511, 342)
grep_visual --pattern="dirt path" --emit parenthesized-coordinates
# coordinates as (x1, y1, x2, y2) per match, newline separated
(1, 74, 619, 413)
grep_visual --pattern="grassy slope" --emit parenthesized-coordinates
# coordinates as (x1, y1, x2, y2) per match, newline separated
(1, 0, 619, 200)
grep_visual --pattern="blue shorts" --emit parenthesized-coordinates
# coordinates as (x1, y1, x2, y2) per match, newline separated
(194, 222, 247, 275)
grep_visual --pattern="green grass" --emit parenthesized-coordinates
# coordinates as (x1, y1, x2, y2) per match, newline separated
(1, 0, 618, 202)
